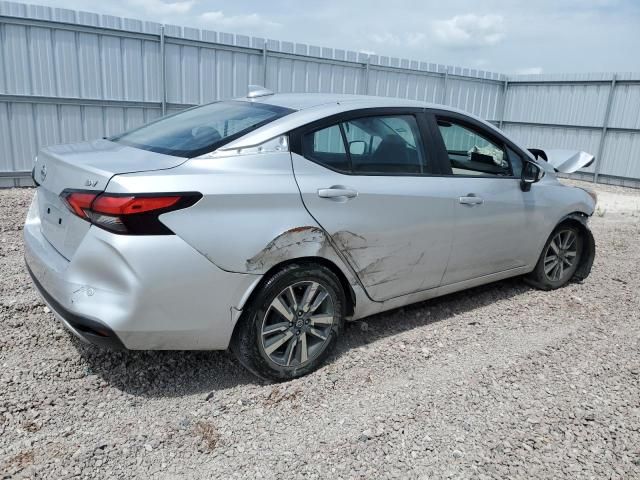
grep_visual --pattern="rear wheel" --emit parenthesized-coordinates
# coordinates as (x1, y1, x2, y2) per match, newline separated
(231, 263, 345, 381)
(527, 225, 583, 290)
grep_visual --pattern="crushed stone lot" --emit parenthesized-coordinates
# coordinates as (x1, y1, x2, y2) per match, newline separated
(1, 179, 639, 479)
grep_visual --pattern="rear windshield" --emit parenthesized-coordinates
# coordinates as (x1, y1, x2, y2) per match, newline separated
(112, 101, 293, 157)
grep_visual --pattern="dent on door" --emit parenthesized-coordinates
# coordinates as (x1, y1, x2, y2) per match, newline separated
(242, 225, 398, 289)
(290, 154, 455, 301)
(330, 230, 424, 291)
(247, 225, 434, 300)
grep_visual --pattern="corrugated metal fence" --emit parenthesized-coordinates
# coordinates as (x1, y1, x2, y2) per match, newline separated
(0, 1, 505, 187)
(501, 73, 640, 187)
(1, 1, 639, 187)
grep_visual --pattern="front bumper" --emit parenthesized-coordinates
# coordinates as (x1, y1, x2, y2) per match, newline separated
(24, 192, 261, 350)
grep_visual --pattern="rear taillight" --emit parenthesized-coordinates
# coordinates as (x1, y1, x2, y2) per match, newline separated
(62, 192, 96, 218)
(60, 191, 201, 235)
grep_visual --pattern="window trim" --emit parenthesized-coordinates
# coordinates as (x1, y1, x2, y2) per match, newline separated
(290, 107, 437, 177)
(506, 145, 525, 178)
(338, 123, 354, 172)
(426, 109, 533, 180)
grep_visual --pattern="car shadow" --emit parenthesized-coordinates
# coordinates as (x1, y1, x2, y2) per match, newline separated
(73, 341, 263, 398)
(76, 277, 531, 398)
(335, 277, 531, 356)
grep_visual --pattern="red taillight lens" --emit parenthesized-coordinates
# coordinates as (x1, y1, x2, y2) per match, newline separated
(60, 190, 201, 235)
(61, 192, 97, 219)
(92, 196, 181, 215)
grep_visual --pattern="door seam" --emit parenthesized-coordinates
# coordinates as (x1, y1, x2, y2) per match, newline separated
(288, 152, 381, 304)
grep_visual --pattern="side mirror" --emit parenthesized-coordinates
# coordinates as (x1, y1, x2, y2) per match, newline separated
(349, 140, 366, 156)
(520, 161, 543, 192)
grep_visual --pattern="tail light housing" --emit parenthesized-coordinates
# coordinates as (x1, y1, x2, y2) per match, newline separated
(60, 190, 202, 235)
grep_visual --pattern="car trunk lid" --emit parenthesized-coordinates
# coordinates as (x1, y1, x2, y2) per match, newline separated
(33, 139, 187, 260)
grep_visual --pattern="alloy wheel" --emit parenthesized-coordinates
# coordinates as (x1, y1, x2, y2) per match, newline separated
(260, 281, 335, 367)
(543, 229, 578, 282)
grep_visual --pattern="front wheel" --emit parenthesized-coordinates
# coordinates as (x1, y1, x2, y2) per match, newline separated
(527, 225, 583, 290)
(230, 263, 346, 381)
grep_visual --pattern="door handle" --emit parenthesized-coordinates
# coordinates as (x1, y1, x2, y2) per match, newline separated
(459, 194, 484, 206)
(318, 187, 358, 199)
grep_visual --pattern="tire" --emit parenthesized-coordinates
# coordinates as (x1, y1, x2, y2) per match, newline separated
(526, 225, 584, 290)
(230, 263, 346, 381)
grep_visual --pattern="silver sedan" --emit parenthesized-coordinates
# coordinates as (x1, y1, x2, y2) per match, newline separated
(24, 89, 596, 380)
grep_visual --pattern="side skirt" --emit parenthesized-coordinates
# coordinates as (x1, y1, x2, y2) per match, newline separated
(350, 265, 531, 320)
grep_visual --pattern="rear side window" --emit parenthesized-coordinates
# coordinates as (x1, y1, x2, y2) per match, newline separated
(306, 125, 349, 171)
(112, 101, 293, 158)
(302, 114, 426, 175)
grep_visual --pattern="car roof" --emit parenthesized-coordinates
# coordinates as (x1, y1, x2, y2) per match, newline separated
(244, 93, 433, 111)
(213, 92, 497, 153)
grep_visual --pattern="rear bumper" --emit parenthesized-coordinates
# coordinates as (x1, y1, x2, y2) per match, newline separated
(26, 263, 126, 349)
(24, 192, 262, 350)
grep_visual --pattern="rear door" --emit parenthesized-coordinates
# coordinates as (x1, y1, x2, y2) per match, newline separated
(290, 108, 455, 301)
(428, 110, 538, 285)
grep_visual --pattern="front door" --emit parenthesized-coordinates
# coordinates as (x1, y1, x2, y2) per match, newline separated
(429, 111, 537, 286)
(290, 109, 455, 301)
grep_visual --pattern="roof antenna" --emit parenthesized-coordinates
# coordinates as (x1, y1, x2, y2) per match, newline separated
(247, 85, 274, 99)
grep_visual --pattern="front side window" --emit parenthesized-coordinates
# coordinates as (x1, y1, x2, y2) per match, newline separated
(112, 101, 293, 158)
(437, 119, 512, 176)
(303, 114, 426, 175)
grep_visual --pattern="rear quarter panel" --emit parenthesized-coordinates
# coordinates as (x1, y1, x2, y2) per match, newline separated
(105, 152, 363, 291)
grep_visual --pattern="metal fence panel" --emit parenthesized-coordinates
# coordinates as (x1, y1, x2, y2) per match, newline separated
(0, 103, 12, 172)
(502, 124, 603, 174)
(600, 131, 640, 179)
(8, 102, 38, 171)
(0, 1, 509, 187)
(609, 83, 640, 130)
(0, 1, 639, 188)
(504, 83, 610, 128)
(503, 72, 640, 184)
(446, 77, 503, 120)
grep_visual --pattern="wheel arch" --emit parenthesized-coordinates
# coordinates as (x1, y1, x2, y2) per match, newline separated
(231, 256, 357, 342)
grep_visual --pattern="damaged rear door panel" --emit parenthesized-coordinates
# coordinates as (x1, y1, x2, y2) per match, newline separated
(289, 109, 456, 302)
(291, 156, 455, 301)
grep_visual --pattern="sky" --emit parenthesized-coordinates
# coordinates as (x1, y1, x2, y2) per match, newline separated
(29, 0, 640, 75)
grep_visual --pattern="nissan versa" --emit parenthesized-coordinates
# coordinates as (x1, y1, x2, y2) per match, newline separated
(24, 89, 597, 380)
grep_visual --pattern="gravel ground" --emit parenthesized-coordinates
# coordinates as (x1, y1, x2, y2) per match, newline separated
(1, 180, 639, 479)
